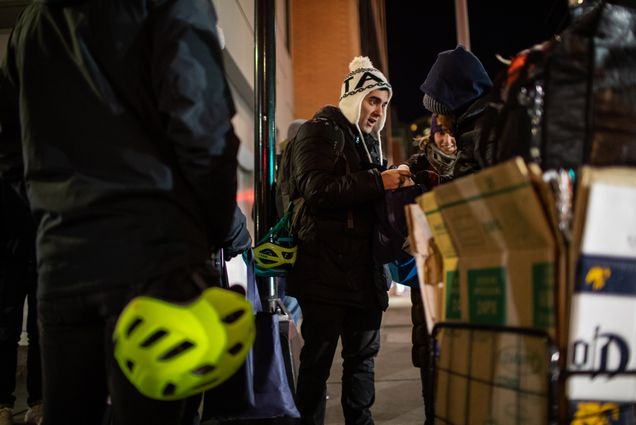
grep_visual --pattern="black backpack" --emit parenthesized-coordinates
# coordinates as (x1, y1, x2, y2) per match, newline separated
(275, 117, 346, 225)
(478, 1, 636, 171)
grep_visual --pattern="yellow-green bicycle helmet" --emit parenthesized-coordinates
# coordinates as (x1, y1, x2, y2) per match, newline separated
(251, 205, 298, 277)
(252, 239, 297, 277)
(113, 287, 254, 400)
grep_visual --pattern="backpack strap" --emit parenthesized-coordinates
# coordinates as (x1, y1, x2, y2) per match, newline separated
(311, 117, 356, 228)
(312, 117, 347, 158)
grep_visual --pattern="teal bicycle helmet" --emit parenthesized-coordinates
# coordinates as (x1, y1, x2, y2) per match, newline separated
(251, 208, 297, 277)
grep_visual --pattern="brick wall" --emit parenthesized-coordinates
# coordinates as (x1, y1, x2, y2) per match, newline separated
(291, 0, 360, 120)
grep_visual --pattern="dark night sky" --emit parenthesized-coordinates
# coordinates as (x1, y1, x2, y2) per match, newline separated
(385, 1, 570, 125)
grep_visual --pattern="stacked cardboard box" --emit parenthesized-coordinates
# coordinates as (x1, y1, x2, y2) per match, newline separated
(430, 158, 557, 335)
(404, 190, 461, 333)
(403, 159, 636, 423)
(418, 192, 460, 321)
(567, 167, 636, 422)
(405, 158, 562, 424)
(404, 203, 442, 333)
(434, 326, 551, 425)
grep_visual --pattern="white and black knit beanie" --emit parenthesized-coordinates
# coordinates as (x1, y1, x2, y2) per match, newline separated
(338, 56, 392, 163)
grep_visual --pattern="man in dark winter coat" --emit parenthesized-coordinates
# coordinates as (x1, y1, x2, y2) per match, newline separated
(419, 45, 493, 177)
(286, 56, 410, 425)
(0, 1, 239, 424)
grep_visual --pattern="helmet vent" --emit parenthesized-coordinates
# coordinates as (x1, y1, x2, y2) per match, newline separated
(140, 329, 168, 348)
(126, 360, 135, 372)
(193, 377, 220, 390)
(192, 364, 216, 376)
(126, 317, 144, 337)
(261, 248, 276, 257)
(228, 343, 243, 356)
(222, 309, 246, 324)
(159, 340, 194, 360)
(162, 383, 176, 397)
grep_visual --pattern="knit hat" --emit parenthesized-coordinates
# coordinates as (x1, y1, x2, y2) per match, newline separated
(420, 45, 492, 115)
(339, 56, 392, 162)
(430, 115, 442, 135)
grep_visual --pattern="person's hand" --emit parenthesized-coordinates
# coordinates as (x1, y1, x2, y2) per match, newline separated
(397, 164, 415, 187)
(381, 168, 412, 190)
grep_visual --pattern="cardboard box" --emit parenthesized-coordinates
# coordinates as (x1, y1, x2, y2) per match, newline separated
(569, 167, 636, 280)
(433, 326, 550, 425)
(567, 170, 636, 402)
(404, 203, 443, 333)
(432, 158, 557, 334)
(405, 202, 433, 258)
(418, 192, 461, 322)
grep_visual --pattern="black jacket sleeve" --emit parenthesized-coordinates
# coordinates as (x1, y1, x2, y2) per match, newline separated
(454, 129, 482, 178)
(0, 31, 27, 203)
(149, 0, 239, 250)
(292, 122, 384, 209)
(222, 207, 251, 259)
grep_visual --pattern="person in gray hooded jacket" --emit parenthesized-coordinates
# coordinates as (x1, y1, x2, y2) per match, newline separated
(0, 1, 238, 424)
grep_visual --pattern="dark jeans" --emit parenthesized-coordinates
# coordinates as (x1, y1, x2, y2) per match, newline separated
(0, 257, 41, 407)
(38, 266, 211, 425)
(295, 300, 382, 425)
